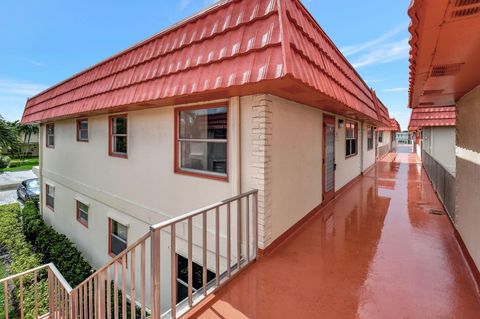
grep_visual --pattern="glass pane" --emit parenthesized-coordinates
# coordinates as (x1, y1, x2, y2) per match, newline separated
(346, 124, 353, 138)
(112, 221, 127, 241)
(180, 141, 227, 174)
(47, 195, 54, 208)
(79, 211, 88, 224)
(79, 129, 88, 140)
(47, 185, 55, 197)
(78, 202, 88, 213)
(47, 124, 54, 135)
(48, 136, 55, 146)
(79, 120, 88, 130)
(179, 107, 227, 139)
(111, 236, 127, 255)
(113, 117, 127, 134)
(113, 136, 127, 154)
(352, 139, 357, 154)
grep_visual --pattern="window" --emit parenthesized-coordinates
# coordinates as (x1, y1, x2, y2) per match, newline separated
(175, 105, 228, 180)
(345, 121, 358, 157)
(76, 201, 89, 227)
(378, 131, 384, 143)
(109, 115, 127, 157)
(77, 119, 88, 142)
(367, 126, 374, 150)
(46, 123, 55, 148)
(46, 184, 55, 210)
(109, 219, 127, 257)
(176, 254, 215, 303)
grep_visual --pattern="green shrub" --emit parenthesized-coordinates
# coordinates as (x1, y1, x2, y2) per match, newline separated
(22, 201, 93, 286)
(0, 155, 11, 169)
(0, 204, 48, 318)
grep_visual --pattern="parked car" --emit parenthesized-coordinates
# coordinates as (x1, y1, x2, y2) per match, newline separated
(17, 178, 40, 202)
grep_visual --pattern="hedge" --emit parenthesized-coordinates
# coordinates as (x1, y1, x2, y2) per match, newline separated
(21, 201, 93, 286)
(0, 203, 48, 318)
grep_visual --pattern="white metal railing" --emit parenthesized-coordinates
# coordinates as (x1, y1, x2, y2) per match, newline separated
(0, 263, 72, 319)
(3, 190, 258, 319)
(150, 189, 258, 319)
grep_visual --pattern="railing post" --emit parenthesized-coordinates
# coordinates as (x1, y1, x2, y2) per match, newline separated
(150, 228, 161, 319)
(47, 268, 54, 318)
(254, 191, 258, 259)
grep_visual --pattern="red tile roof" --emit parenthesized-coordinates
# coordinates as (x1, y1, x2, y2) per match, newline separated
(22, 0, 391, 126)
(408, 106, 455, 131)
(408, 0, 480, 109)
(378, 118, 400, 132)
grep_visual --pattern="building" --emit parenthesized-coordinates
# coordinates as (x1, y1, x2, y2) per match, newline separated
(396, 131, 411, 144)
(408, 0, 480, 286)
(19, 0, 398, 316)
(376, 117, 400, 159)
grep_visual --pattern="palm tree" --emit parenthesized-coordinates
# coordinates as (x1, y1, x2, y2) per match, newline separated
(0, 116, 18, 152)
(13, 122, 39, 158)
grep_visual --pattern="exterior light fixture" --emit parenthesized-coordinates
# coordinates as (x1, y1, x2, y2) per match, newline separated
(338, 119, 344, 128)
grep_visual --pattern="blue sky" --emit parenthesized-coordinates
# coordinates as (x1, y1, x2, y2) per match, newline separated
(0, 0, 411, 130)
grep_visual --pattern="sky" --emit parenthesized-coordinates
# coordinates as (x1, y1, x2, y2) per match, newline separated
(0, 0, 411, 130)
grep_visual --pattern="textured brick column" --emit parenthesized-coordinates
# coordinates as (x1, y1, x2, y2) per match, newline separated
(250, 95, 273, 249)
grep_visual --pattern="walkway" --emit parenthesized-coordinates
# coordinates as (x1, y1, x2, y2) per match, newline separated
(188, 146, 480, 318)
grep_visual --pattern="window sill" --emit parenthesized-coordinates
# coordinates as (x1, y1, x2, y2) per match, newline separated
(345, 153, 358, 159)
(46, 204, 54, 212)
(109, 152, 128, 159)
(174, 168, 229, 182)
(77, 139, 89, 143)
(46, 145, 55, 149)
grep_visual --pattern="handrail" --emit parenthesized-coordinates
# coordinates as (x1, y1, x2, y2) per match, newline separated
(0, 263, 73, 319)
(71, 232, 150, 290)
(0, 264, 48, 283)
(150, 189, 258, 230)
(0, 190, 259, 319)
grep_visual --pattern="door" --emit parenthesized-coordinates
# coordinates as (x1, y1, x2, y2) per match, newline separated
(323, 115, 335, 203)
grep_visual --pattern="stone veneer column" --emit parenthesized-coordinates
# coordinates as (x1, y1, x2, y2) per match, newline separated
(250, 95, 273, 249)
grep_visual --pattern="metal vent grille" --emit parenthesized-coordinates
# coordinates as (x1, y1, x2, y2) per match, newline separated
(422, 89, 444, 95)
(452, 6, 480, 17)
(431, 63, 464, 77)
(455, 0, 480, 7)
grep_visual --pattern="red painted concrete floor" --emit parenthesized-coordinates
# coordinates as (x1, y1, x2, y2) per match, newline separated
(188, 146, 480, 319)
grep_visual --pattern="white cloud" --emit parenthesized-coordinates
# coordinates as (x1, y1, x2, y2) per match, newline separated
(0, 79, 48, 121)
(340, 22, 408, 57)
(351, 37, 409, 68)
(0, 79, 48, 97)
(20, 58, 45, 67)
(384, 87, 408, 92)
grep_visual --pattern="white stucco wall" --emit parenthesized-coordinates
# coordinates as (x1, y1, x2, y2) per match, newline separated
(422, 126, 456, 174)
(269, 96, 324, 242)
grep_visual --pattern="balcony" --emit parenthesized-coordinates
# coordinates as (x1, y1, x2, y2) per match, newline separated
(185, 146, 480, 318)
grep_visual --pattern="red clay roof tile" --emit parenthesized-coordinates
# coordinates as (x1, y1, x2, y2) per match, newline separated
(22, 0, 391, 126)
